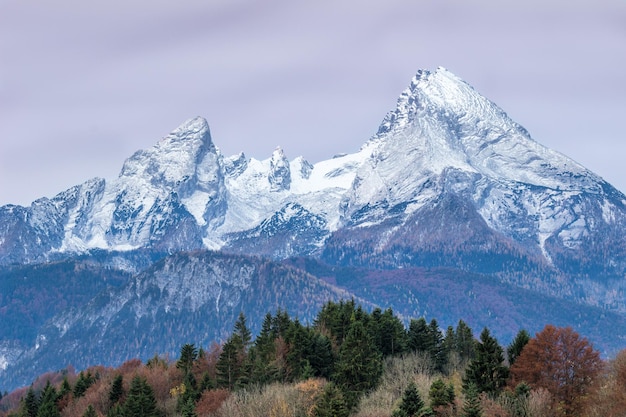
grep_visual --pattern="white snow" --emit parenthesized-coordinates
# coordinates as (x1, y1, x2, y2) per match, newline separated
(18, 67, 615, 268)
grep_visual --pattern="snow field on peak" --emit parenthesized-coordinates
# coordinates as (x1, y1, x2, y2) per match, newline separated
(219, 145, 371, 235)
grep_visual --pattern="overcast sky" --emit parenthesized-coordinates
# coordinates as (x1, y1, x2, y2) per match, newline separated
(1, 0, 625, 206)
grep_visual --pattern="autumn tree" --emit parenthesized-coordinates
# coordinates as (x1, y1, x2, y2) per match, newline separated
(509, 325, 602, 416)
(583, 348, 626, 417)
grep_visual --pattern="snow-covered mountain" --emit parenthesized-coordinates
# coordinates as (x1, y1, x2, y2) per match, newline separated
(1, 67, 625, 307)
(2, 67, 626, 391)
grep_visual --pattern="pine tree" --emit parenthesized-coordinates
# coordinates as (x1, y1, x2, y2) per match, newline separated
(36, 382, 59, 417)
(216, 336, 243, 390)
(408, 318, 431, 353)
(428, 319, 446, 372)
(371, 308, 407, 357)
(463, 328, 508, 397)
(441, 326, 456, 368)
(82, 405, 97, 417)
(315, 299, 357, 347)
(392, 381, 431, 417)
(123, 376, 159, 417)
(177, 344, 199, 375)
(248, 313, 277, 385)
(334, 319, 382, 410)
(233, 312, 252, 352)
(106, 403, 124, 417)
(507, 329, 530, 366)
(308, 332, 335, 379)
(58, 377, 71, 398)
(455, 320, 475, 363)
(180, 397, 197, 417)
(19, 387, 39, 417)
(429, 378, 455, 409)
(73, 371, 95, 398)
(313, 383, 349, 417)
(109, 374, 124, 406)
(285, 319, 313, 381)
(461, 383, 482, 417)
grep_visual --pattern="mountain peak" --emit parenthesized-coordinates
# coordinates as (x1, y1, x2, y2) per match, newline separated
(366, 67, 599, 192)
(269, 146, 291, 192)
(374, 67, 498, 139)
(119, 116, 216, 183)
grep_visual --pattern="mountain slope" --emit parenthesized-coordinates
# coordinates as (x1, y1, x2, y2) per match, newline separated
(1, 251, 358, 390)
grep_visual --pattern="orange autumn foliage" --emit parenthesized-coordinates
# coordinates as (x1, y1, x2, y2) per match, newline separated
(510, 325, 602, 416)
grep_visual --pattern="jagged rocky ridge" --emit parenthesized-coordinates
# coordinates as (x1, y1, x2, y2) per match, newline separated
(2, 67, 624, 307)
(1, 67, 626, 389)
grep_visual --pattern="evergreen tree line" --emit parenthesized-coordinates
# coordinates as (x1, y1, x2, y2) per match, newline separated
(3, 300, 610, 417)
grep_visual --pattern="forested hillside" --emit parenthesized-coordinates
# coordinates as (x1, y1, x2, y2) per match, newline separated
(1, 301, 623, 417)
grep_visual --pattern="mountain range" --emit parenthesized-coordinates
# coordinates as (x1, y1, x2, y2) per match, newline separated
(1, 67, 625, 391)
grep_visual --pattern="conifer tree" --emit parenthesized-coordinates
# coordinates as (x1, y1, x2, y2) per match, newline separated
(216, 336, 243, 390)
(123, 376, 159, 417)
(58, 377, 71, 399)
(408, 318, 430, 353)
(315, 299, 357, 347)
(73, 371, 95, 398)
(441, 326, 456, 367)
(234, 312, 252, 352)
(392, 381, 431, 417)
(428, 319, 446, 372)
(36, 382, 59, 417)
(463, 328, 508, 397)
(106, 403, 124, 417)
(285, 319, 312, 381)
(429, 378, 455, 409)
(271, 308, 292, 339)
(248, 313, 277, 385)
(313, 383, 349, 417)
(334, 319, 382, 410)
(371, 308, 407, 357)
(19, 387, 39, 417)
(507, 329, 530, 366)
(82, 405, 97, 417)
(180, 397, 198, 417)
(108, 374, 124, 406)
(177, 344, 199, 375)
(461, 383, 482, 417)
(455, 320, 476, 363)
(308, 332, 335, 379)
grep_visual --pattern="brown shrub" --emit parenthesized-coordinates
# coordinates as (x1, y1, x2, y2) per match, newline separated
(196, 389, 230, 416)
